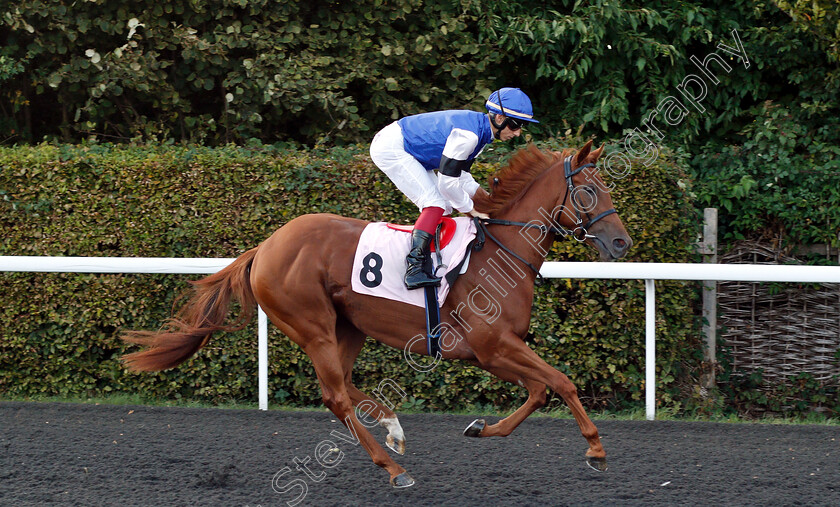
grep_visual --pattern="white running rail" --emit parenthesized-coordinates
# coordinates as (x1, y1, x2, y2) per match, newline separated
(2, 256, 839, 419)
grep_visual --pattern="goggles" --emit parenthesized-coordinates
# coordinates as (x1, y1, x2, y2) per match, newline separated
(504, 117, 525, 131)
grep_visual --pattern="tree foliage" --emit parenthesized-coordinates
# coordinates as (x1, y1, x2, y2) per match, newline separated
(1, 0, 505, 144)
(1, 1, 837, 149)
(692, 100, 840, 246)
(774, 0, 840, 63)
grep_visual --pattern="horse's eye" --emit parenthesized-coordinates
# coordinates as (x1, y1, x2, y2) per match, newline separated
(572, 185, 599, 212)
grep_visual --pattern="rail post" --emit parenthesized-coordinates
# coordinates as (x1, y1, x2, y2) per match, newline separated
(258, 307, 268, 411)
(645, 279, 656, 420)
(698, 208, 718, 388)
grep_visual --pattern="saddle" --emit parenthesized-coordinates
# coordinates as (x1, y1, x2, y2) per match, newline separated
(385, 217, 458, 252)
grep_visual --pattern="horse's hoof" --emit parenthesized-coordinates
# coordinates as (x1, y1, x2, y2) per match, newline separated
(586, 456, 608, 472)
(463, 419, 485, 438)
(386, 435, 406, 455)
(390, 472, 415, 488)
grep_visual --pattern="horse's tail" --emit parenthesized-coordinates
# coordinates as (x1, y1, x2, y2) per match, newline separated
(121, 247, 260, 372)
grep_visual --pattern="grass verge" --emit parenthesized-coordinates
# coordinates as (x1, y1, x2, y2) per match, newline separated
(2, 393, 837, 425)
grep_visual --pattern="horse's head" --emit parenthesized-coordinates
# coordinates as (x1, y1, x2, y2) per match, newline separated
(553, 140, 632, 261)
(474, 141, 632, 261)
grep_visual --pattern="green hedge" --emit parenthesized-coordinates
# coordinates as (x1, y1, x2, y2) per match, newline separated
(0, 140, 699, 413)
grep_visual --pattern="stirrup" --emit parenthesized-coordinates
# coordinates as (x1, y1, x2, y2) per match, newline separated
(404, 271, 441, 290)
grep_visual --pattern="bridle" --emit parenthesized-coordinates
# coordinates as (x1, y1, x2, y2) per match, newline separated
(473, 155, 617, 281)
(559, 155, 617, 238)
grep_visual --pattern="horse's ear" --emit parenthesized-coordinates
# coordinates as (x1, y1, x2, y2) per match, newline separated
(591, 143, 605, 161)
(575, 140, 593, 164)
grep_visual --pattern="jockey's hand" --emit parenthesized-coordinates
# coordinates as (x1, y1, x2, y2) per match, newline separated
(467, 208, 490, 220)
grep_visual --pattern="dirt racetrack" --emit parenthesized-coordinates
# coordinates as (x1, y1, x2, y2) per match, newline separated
(1, 401, 838, 506)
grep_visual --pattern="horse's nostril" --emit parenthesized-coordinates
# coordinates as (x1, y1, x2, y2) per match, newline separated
(613, 238, 627, 251)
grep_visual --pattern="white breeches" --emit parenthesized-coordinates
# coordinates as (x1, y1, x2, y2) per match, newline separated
(369, 122, 452, 215)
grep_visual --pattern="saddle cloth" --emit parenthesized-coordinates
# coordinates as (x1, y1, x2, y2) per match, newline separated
(351, 217, 476, 308)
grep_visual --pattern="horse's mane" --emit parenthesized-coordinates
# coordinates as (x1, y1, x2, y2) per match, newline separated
(473, 144, 572, 215)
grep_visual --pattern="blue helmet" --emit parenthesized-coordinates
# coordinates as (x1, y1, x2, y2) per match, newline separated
(485, 88, 539, 124)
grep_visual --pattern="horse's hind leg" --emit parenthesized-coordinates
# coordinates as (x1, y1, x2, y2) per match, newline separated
(463, 365, 547, 438)
(346, 384, 407, 455)
(305, 342, 415, 487)
(336, 319, 407, 455)
(255, 299, 414, 487)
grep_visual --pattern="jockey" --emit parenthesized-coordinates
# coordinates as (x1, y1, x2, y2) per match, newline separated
(370, 87, 539, 290)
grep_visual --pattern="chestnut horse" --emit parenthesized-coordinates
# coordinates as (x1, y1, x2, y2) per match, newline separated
(121, 140, 632, 488)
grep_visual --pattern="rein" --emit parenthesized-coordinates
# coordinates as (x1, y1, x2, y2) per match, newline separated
(473, 155, 617, 283)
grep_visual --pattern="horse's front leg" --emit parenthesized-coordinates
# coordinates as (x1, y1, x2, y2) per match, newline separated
(463, 365, 548, 438)
(473, 331, 607, 471)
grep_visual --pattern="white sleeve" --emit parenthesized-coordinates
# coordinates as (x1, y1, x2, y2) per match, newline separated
(442, 128, 480, 161)
(438, 174, 474, 213)
(459, 171, 480, 197)
(438, 128, 482, 213)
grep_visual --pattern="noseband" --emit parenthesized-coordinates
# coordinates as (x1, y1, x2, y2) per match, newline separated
(474, 155, 617, 281)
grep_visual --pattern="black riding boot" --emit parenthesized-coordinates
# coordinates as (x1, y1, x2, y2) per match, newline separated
(404, 230, 441, 290)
